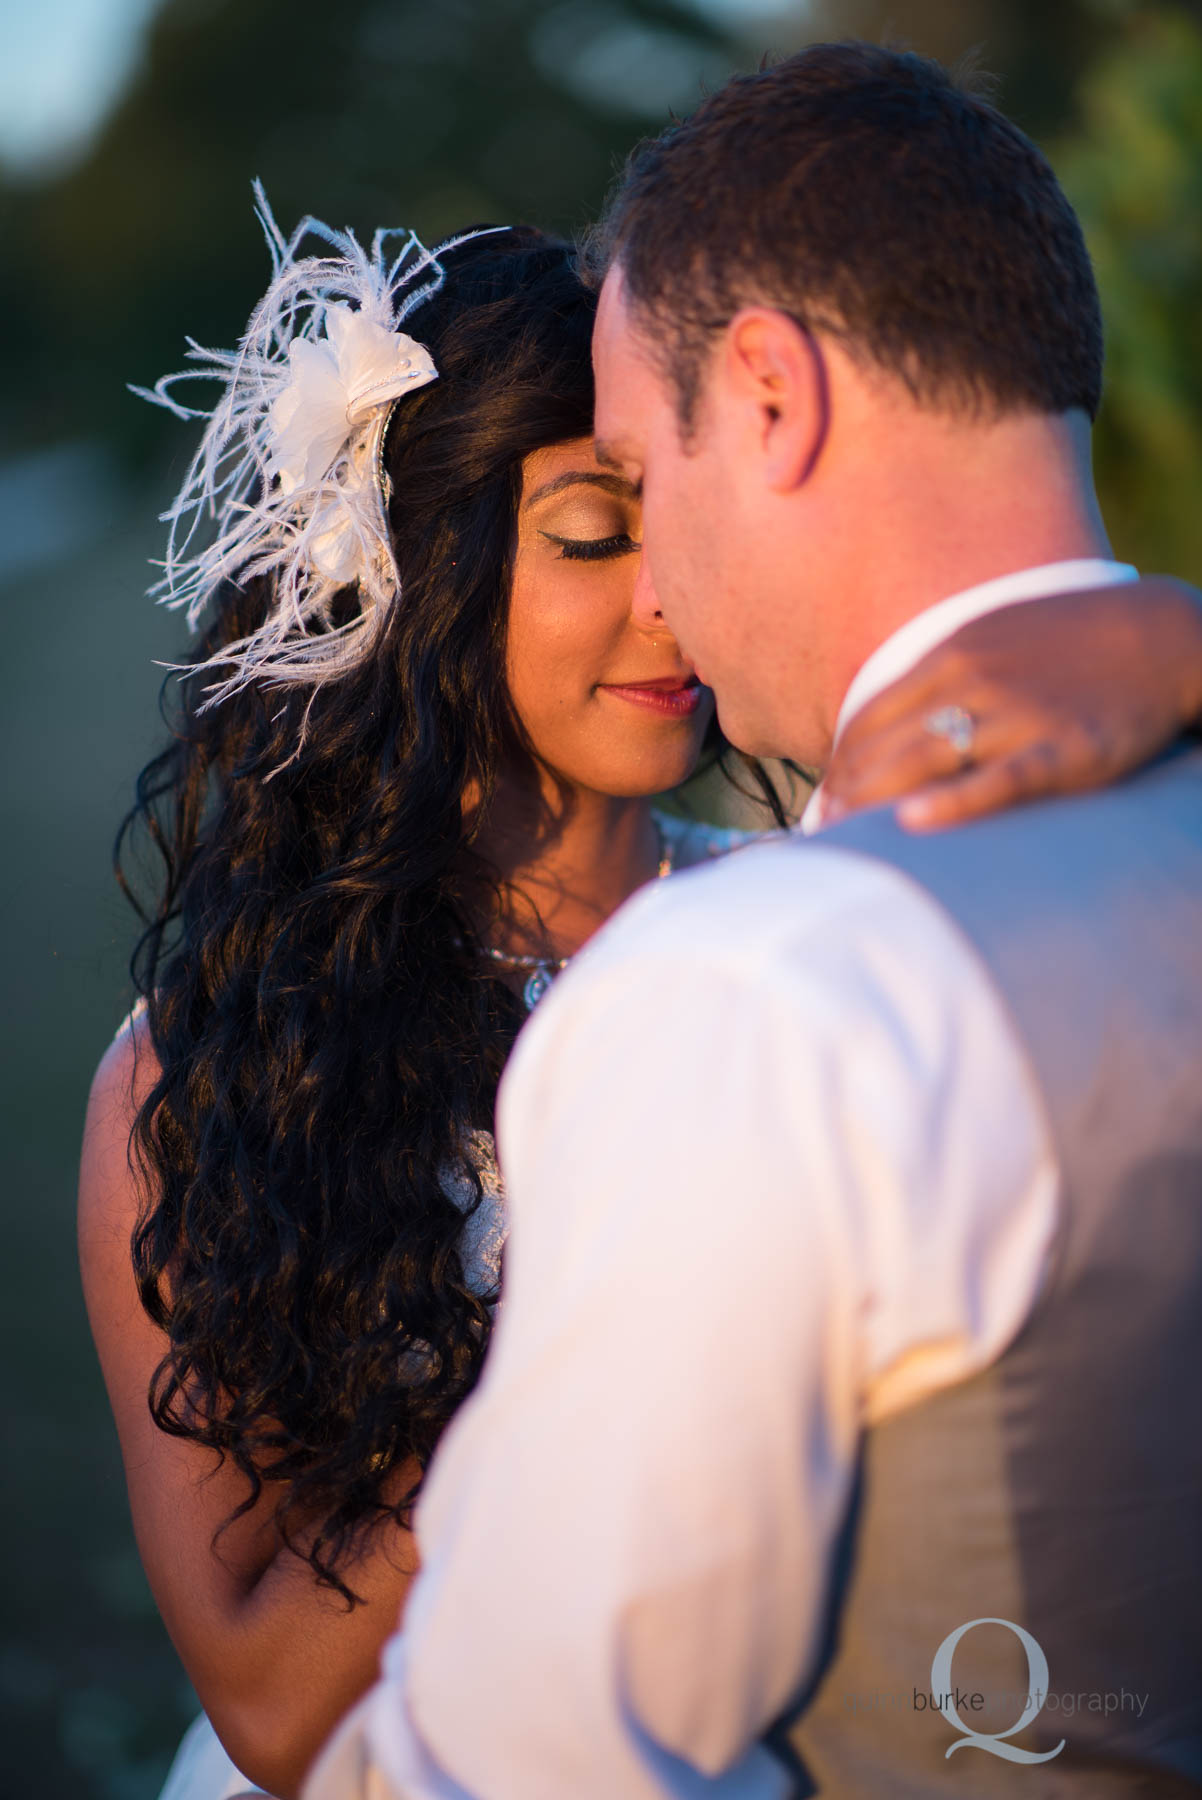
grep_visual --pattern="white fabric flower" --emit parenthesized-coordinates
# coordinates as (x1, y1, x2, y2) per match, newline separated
(308, 432, 377, 584)
(136, 185, 506, 744)
(309, 502, 362, 584)
(267, 303, 438, 495)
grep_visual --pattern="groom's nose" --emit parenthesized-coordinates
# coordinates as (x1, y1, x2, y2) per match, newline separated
(631, 553, 664, 631)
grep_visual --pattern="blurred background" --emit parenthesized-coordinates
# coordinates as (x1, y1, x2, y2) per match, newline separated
(2, 0, 1200, 1791)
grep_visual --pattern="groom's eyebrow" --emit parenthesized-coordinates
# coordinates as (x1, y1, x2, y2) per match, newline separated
(523, 470, 639, 507)
(593, 441, 631, 475)
(593, 443, 643, 499)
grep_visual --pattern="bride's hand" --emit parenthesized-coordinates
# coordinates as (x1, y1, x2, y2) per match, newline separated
(820, 576, 1202, 832)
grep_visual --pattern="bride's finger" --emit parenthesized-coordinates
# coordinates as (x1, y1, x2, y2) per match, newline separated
(828, 655, 972, 749)
(823, 707, 1002, 815)
(895, 738, 1091, 831)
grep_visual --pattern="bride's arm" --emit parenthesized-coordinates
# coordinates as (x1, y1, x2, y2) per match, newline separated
(78, 1017, 417, 1800)
(821, 575, 1202, 828)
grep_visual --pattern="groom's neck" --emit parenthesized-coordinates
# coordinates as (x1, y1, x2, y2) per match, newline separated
(812, 407, 1110, 756)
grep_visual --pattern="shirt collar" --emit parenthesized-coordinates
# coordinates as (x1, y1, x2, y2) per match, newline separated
(802, 558, 1139, 835)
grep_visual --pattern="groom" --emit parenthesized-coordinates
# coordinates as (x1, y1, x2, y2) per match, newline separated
(308, 43, 1202, 1798)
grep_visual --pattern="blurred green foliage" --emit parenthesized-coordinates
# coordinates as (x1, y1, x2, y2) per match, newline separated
(2, 3, 1201, 1795)
(1054, 6, 1202, 577)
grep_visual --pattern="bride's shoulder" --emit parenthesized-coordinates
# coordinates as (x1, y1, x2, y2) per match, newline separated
(92, 998, 158, 1120)
(654, 809, 768, 874)
(79, 1003, 162, 1307)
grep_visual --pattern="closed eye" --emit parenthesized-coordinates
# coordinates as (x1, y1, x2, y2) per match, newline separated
(540, 532, 641, 562)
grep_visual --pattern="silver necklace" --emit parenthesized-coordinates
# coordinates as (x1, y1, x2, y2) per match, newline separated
(484, 826, 674, 1012)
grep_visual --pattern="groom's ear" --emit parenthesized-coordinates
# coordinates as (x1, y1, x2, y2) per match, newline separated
(722, 309, 829, 493)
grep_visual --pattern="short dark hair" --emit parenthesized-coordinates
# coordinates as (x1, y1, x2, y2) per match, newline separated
(590, 42, 1104, 426)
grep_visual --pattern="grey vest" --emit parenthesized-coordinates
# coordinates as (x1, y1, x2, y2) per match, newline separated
(775, 745, 1202, 1798)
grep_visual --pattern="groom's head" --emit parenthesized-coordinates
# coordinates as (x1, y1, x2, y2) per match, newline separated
(589, 43, 1106, 762)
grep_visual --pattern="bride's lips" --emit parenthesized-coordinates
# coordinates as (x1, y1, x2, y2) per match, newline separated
(598, 675, 704, 718)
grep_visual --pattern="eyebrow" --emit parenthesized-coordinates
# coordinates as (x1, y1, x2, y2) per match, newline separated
(592, 441, 625, 473)
(523, 469, 639, 508)
(592, 444, 643, 500)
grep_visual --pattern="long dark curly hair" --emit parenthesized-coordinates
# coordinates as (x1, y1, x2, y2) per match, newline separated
(119, 226, 784, 1602)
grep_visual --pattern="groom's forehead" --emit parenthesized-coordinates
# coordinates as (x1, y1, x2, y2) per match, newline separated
(593, 267, 635, 373)
(593, 268, 668, 445)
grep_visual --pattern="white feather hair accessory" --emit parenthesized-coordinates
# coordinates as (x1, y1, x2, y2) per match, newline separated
(134, 182, 506, 714)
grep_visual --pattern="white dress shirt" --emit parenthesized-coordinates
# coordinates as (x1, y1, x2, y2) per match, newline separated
(305, 558, 1137, 1800)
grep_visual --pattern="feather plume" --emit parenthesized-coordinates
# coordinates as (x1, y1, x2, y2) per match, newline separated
(134, 183, 508, 718)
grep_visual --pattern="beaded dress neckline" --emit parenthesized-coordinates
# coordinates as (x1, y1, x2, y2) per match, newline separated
(480, 817, 676, 1011)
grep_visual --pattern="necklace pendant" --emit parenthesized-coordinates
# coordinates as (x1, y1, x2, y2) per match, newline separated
(523, 964, 556, 1011)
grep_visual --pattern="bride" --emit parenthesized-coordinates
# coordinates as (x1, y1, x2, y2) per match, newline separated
(77, 194, 1202, 1800)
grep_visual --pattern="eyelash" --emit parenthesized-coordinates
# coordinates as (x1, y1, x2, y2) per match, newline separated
(544, 533, 641, 563)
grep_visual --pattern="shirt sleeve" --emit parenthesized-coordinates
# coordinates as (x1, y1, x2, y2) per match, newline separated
(304, 843, 1058, 1800)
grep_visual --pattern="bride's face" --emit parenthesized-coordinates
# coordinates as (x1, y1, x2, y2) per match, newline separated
(506, 437, 715, 798)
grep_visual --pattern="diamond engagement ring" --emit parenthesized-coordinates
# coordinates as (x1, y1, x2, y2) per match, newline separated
(924, 704, 977, 763)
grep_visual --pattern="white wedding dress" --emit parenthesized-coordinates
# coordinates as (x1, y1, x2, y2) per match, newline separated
(156, 814, 756, 1800)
